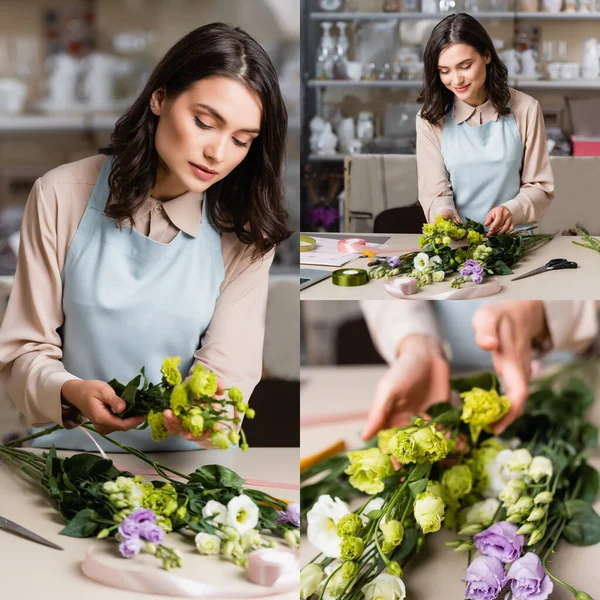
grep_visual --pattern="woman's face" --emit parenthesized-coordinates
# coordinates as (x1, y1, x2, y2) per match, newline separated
(151, 76, 262, 199)
(437, 42, 491, 106)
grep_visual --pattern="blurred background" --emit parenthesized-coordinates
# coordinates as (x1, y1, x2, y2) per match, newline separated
(300, 0, 600, 234)
(0, 0, 300, 447)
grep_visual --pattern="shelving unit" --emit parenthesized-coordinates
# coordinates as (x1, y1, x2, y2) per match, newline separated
(301, 0, 600, 227)
(310, 10, 600, 19)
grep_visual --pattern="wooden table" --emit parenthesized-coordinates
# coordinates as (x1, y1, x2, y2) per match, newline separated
(300, 234, 600, 300)
(0, 447, 299, 599)
(300, 365, 600, 599)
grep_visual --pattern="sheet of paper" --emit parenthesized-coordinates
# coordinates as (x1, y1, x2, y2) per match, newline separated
(300, 236, 381, 267)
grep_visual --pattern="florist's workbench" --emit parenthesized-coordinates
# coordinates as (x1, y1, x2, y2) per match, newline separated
(300, 366, 600, 599)
(0, 447, 299, 600)
(300, 235, 600, 301)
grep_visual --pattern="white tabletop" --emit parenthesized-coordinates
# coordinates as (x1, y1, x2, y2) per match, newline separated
(300, 234, 600, 300)
(300, 366, 600, 599)
(0, 447, 299, 600)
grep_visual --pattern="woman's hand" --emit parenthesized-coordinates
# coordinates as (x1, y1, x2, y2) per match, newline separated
(362, 334, 450, 440)
(485, 206, 513, 236)
(162, 409, 218, 448)
(437, 208, 462, 224)
(61, 380, 145, 435)
(472, 301, 548, 433)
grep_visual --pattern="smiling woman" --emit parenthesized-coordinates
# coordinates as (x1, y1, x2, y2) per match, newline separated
(0, 23, 291, 453)
(415, 13, 554, 236)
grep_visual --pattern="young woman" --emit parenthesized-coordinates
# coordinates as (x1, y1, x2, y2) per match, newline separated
(0, 23, 290, 451)
(416, 13, 554, 235)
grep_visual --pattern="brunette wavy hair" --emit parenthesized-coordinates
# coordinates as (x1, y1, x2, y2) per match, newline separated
(100, 22, 290, 258)
(418, 13, 511, 124)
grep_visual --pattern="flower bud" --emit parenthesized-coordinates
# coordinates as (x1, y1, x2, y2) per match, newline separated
(516, 523, 536, 535)
(387, 561, 403, 578)
(300, 564, 323, 599)
(341, 561, 359, 580)
(527, 528, 544, 546)
(284, 530, 299, 547)
(380, 519, 404, 549)
(458, 523, 485, 536)
(340, 536, 365, 561)
(144, 542, 157, 555)
(413, 418, 424, 427)
(336, 513, 364, 538)
(210, 430, 229, 450)
(528, 456, 553, 483)
(575, 592, 594, 600)
(507, 514, 523, 524)
(442, 236, 452, 246)
(456, 541, 476, 552)
(246, 408, 256, 419)
(534, 491, 553, 505)
(228, 430, 240, 446)
(223, 526, 240, 541)
(508, 496, 534, 516)
(527, 507, 546, 522)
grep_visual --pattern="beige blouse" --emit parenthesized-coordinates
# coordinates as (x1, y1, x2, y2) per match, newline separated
(0, 155, 273, 428)
(416, 88, 555, 225)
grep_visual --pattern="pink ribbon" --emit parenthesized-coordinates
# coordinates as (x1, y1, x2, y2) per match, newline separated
(300, 410, 369, 428)
(81, 546, 299, 597)
(338, 238, 366, 253)
(383, 278, 502, 300)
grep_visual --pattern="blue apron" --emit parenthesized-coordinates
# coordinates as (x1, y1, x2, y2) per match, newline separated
(32, 157, 225, 451)
(433, 301, 573, 372)
(440, 104, 523, 225)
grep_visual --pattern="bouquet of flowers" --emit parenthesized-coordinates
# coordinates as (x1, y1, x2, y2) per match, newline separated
(300, 366, 599, 599)
(108, 357, 254, 450)
(0, 431, 299, 571)
(367, 216, 554, 289)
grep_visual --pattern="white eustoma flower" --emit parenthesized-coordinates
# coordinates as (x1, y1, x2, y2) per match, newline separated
(430, 255, 442, 267)
(528, 456, 553, 482)
(432, 270, 445, 282)
(227, 494, 259, 534)
(483, 449, 513, 498)
(413, 252, 430, 271)
(360, 497, 385, 526)
(316, 561, 344, 600)
(307, 495, 350, 558)
(464, 498, 500, 526)
(362, 573, 407, 600)
(202, 500, 228, 525)
(195, 532, 221, 555)
(507, 448, 533, 474)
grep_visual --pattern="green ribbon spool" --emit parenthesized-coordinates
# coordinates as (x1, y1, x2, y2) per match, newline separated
(332, 268, 369, 287)
(300, 235, 316, 253)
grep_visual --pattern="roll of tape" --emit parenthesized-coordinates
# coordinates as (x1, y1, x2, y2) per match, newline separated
(300, 235, 316, 253)
(338, 238, 366, 254)
(332, 268, 369, 287)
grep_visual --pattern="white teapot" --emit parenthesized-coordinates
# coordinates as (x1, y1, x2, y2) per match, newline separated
(81, 52, 132, 109)
(45, 53, 81, 109)
(502, 49, 521, 76)
(520, 49, 539, 76)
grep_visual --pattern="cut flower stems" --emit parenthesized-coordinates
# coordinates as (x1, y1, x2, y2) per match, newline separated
(368, 216, 554, 289)
(0, 428, 299, 571)
(301, 364, 599, 600)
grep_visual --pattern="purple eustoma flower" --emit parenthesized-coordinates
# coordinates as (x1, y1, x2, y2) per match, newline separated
(506, 553, 553, 600)
(276, 502, 300, 527)
(471, 272, 484, 284)
(474, 521, 524, 564)
(128, 508, 157, 524)
(119, 536, 143, 558)
(139, 521, 166, 543)
(387, 256, 402, 268)
(463, 555, 506, 600)
(118, 518, 140, 539)
(460, 259, 484, 277)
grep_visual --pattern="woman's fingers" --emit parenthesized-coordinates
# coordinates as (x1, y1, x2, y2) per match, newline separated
(162, 409, 183, 435)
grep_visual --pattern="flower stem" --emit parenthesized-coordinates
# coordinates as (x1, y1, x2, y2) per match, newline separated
(4, 424, 62, 447)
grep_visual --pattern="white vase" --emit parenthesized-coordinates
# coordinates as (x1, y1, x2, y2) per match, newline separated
(542, 0, 562, 11)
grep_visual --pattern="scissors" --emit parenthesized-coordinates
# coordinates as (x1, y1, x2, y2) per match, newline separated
(511, 258, 578, 281)
(0, 515, 63, 550)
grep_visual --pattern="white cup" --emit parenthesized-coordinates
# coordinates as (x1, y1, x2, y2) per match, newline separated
(345, 61, 363, 81)
(547, 62, 562, 79)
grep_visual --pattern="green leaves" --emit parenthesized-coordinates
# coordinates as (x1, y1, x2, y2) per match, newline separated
(59, 508, 100, 538)
(63, 454, 120, 481)
(562, 500, 600, 546)
(108, 368, 170, 419)
(575, 464, 599, 504)
(189, 465, 244, 490)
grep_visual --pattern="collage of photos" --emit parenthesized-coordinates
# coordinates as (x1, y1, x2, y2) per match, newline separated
(0, 0, 599, 599)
